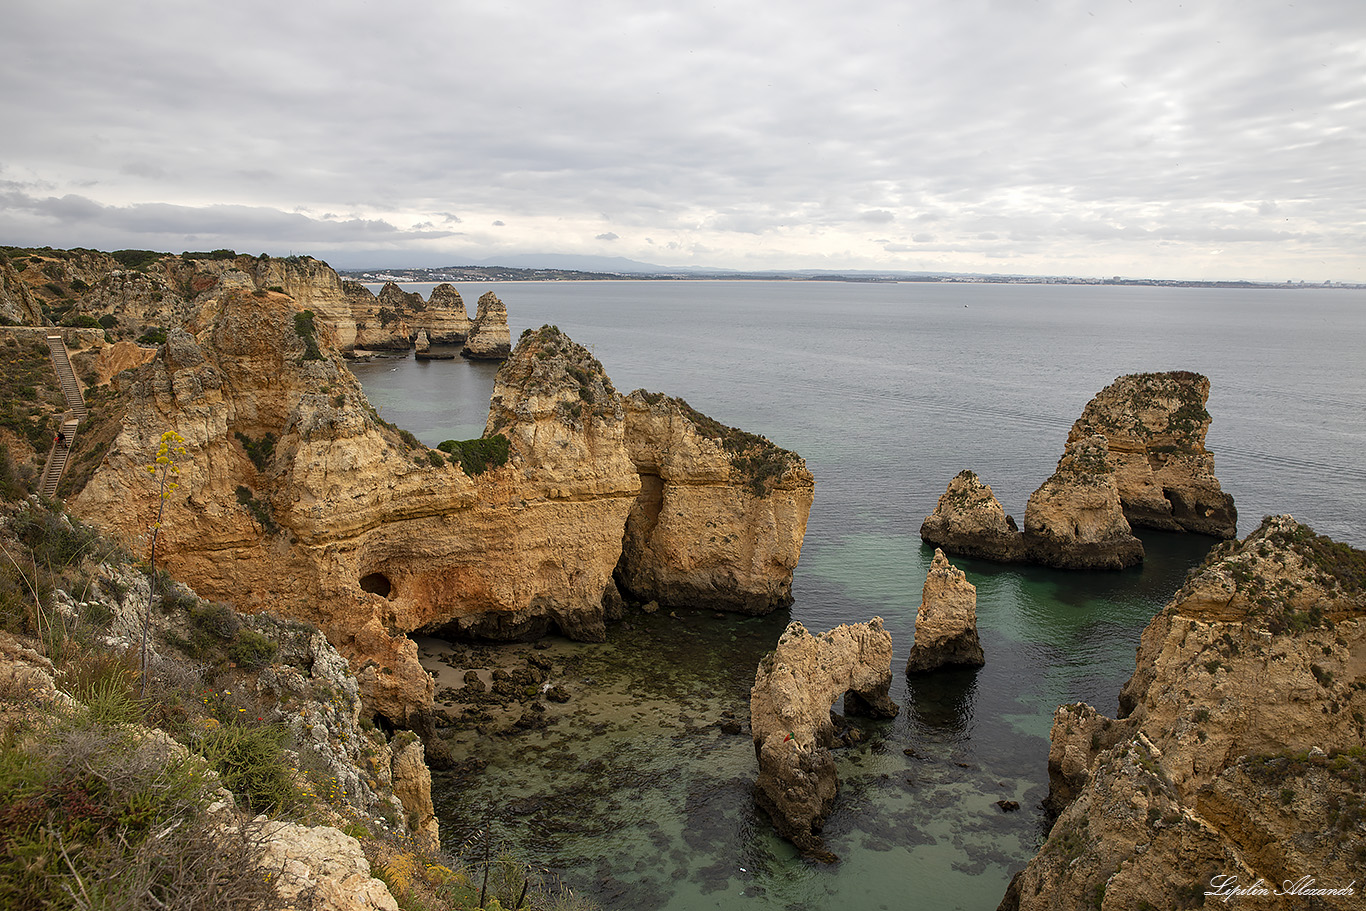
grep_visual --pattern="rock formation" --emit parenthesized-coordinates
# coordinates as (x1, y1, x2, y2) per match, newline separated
(64, 284, 810, 752)
(924, 372, 1234, 570)
(1069, 371, 1236, 537)
(617, 390, 814, 613)
(906, 549, 985, 672)
(0, 257, 45, 325)
(750, 619, 899, 860)
(920, 470, 1025, 562)
(461, 291, 511, 359)
(922, 437, 1142, 571)
(1021, 434, 1144, 570)
(1001, 516, 1366, 910)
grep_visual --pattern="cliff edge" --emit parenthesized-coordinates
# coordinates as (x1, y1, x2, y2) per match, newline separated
(1001, 516, 1366, 910)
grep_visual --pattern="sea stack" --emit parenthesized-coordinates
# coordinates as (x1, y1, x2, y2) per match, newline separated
(462, 291, 512, 359)
(1068, 371, 1236, 537)
(750, 619, 899, 861)
(1022, 433, 1144, 570)
(919, 469, 1026, 563)
(906, 549, 985, 673)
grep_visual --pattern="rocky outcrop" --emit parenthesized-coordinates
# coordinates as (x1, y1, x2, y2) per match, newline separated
(906, 549, 985, 672)
(919, 470, 1024, 562)
(1021, 434, 1143, 570)
(425, 283, 474, 344)
(923, 436, 1143, 570)
(1001, 516, 1366, 910)
(1069, 371, 1236, 537)
(258, 823, 400, 911)
(750, 619, 899, 860)
(0, 257, 45, 325)
(461, 291, 511, 359)
(618, 391, 814, 613)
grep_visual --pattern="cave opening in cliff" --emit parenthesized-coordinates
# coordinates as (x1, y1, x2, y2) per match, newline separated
(360, 572, 393, 598)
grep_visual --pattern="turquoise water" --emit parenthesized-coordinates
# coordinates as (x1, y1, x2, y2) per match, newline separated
(354, 281, 1366, 909)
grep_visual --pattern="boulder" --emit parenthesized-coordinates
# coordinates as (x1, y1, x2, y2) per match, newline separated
(750, 619, 898, 860)
(905, 549, 985, 673)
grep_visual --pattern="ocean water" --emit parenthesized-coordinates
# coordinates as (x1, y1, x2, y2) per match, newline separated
(353, 281, 1366, 910)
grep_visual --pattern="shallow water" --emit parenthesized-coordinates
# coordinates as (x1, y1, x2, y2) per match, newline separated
(353, 281, 1366, 909)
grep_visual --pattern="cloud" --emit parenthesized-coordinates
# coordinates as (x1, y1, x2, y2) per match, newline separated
(595, 232, 619, 241)
(0, 0, 1361, 279)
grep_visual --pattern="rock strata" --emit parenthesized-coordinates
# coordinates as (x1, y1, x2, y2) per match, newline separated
(906, 549, 985, 673)
(750, 618, 899, 860)
(1001, 516, 1366, 910)
(1069, 371, 1236, 537)
(1021, 434, 1144, 570)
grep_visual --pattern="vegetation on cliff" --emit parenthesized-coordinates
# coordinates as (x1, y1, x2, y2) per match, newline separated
(0, 493, 597, 910)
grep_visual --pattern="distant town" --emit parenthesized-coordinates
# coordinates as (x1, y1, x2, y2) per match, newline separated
(340, 265, 1362, 289)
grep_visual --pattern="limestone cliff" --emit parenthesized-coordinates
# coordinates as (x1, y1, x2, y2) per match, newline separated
(618, 390, 814, 613)
(750, 619, 899, 860)
(920, 470, 1025, 562)
(461, 291, 511, 359)
(1022, 434, 1144, 570)
(68, 299, 811, 750)
(1001, 516, 1366, 910)
(1069, 371, 1236, 537)
(906, 548, 985, 673)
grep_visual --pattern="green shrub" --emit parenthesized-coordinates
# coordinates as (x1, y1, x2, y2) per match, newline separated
(437, 434, 510, 477)
(110, 249, 164, 270)
(137, 327, 168, 345)
(59, 314, 101, 329)
(234, 431, 277, 472)
(229, 628, 278, 670)
(197, 721, 300, 815)
(293, 310, 323, 360)
(97, 314, 117, 330)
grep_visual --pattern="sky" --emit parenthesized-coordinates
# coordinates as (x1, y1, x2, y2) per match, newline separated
(1, 0, 1363, 281)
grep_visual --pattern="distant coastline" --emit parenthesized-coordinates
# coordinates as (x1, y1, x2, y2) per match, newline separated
(339, 264, 1363, 290)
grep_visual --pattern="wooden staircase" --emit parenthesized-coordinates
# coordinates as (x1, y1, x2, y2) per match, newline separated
(38, 332, 88, 499)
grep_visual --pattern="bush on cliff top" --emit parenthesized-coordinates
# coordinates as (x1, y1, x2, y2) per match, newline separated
(438, 435, 510, 477)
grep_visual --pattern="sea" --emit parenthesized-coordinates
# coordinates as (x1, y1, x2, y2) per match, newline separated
(351, 280, 1366, 911)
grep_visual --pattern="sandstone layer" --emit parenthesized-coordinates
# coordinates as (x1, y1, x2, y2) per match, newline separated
(906, 549, 985, 673)
(919, 470, 1024, 562)
(1069, 371, 1236, 537)
(751, 618, 899, 860)
(1001, 516, 1366, 910)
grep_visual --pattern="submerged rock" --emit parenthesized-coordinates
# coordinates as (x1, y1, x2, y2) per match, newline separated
(906, 549, 985, 673)
(750, 619, 899, 861)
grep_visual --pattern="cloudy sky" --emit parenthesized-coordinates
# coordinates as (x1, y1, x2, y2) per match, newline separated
(2, 0, 1362, 280)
